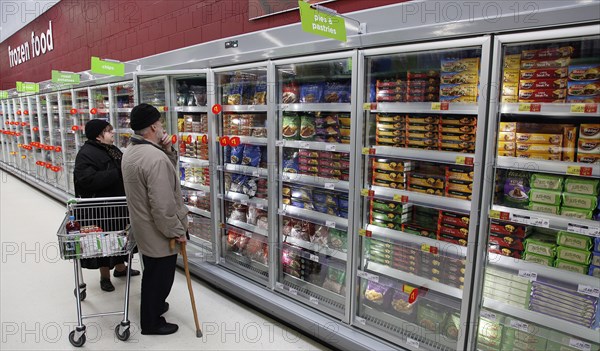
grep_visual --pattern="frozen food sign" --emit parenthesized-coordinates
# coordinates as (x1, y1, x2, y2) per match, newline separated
(299, 1, 346, 42)
(8, 21, 54, 68)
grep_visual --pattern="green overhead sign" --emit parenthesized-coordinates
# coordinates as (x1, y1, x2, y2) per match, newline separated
(16, 82, 39, 93)
(52, 70, 80, 84)
(298, 1, 346, 42)
(91, 56, 125, 76)
(0, 91, 8, 99)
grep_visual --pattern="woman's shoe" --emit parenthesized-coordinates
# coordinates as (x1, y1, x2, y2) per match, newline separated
(114, 267, 141, 277)
(100, 279, 115, 292)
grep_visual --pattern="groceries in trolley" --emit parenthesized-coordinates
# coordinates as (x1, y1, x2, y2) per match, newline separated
(60, 216, 128, 259)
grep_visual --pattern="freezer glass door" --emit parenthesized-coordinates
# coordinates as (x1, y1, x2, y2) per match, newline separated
(24, 96, 38, 175)
(4, 99, 18, 167)
(59, 91, 75, 193)
(44, 93, 65, 190)
(172, 74, 214, 257)
(73, 87, 90, 149)
(0, 100, 6, 163)
(215, 66, 270, 284)
(138, 77, 170, 132)
(477, 32, 600, 351)
(35, 95, 49, 182)
(275, 56, 354, 318)
(15, 97, 31, 173)
(356, 43, 489, 350)
(110, 82, 134, 149)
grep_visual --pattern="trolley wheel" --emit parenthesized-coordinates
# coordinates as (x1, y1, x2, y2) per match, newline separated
(115, 325, 130, 341)
(73, 288, 86, 301)
(68, 330, 86, 347)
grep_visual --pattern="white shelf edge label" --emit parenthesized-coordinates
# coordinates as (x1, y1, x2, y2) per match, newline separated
(480, 310, 497, 322)
(325, 220, 336, 228)
(217, 165, 223, 171)
(240, 199, 248, 206)
(569, 338, 592, 351)
(577, 284, 600, 298)
(325, 144, 336, 151)
(245, 231, 253, 238)
(406, 337, 419, 349)
(309, 254, 319, 263)
(324, 183, 335, 190)
(197, 191, 206, 197)
(355, 317, 366, 325)
(277, 209, 285, 215)
(568, 223, 600, 237)
(281, 174, 290, 181)
(289, 288, 297, 296)
(252, 170, 260, 177)
(510, 213, 549, 228)
(518, 270, 538, 281)
(275, 282, 284, 290)
(300, 142, 310, 149)
(255, 203, 264, 210)
(357, 270, 379, 282)
(309, 296, 319, 305)
(275, 140, 284, 147)
(509, 319, 529, 332)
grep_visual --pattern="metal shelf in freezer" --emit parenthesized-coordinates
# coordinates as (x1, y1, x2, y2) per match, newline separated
(368, 102, 479, 115)
(500, 103, 600, 118)
(280, 140, 351, 153)
(279, 205, 348, 231)
(281, 172, 350, 192)
(278, 103, 351, 113)
(283, 236, 347, 261)
(496, 156, 600, 178)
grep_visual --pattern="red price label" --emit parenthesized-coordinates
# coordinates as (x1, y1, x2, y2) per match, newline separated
(530, 103, 541, 112)
(365, 230, 372, 238)
(171, 135, 177, 144)
(33, 127, 39, 132)
(408, 289, 419, 304)
(585, 104, 598, 113)
(430, 246, 439, 255)
(401, 195, 409, 203)
(580, 167, 593, 176)
(440, 102, 449, 110)
(16, 110, 21, 115)
(212, 104, 222, 114)
(20, 122, 27, 126)
(15, 132, 21, 137)
(219, 136, 229, 147)
(4, 121, 8, 125)
(71, 125, 79, 131)
(186, 135, 192, 144)
(70, 108, 77, 115)
(24, 110, 29, 115)
(201, 135, 208, 144)
(229, 136, 241, 147)
(39, 162, 46, 167)
(465, 157, 474, 165)
(90, 108, 97, 115)
(36, 161, 41, 166)
(45, 164, 52, 169)
(500, 212, 510, 220)
(55, 146, 62, 152)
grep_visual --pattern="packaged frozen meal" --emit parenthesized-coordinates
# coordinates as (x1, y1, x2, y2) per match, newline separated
(557, 231, 592, 250)
(530, 173, 564, 191)
(363, 280, 393, 309)
(525, 235, 557, 258)
(502, 170, 531, 209)
(299, 83, 323, 103)
(560, 207, 594, 220)
(529, 189, 562, 206)
(282, 114, 300, 140)
(568, 64, 600, 81)
(562, 193, 598, 210)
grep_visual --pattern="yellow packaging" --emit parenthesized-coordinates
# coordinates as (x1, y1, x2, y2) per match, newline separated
(499, 122, 517, 132)
(577, 154, 600, 163)
(578, 138, 600, 154)
(503, 70, 520, 83)
(447, 179, 474, 193)
(503, 54, 522, 69)
(516, 133, 563, 145)
(516, 151, 561, 160)
(409, 174, 445, 189)
(498, 150, 516, 157)
(498, 141, 516, 152)
(441, 57, 480, 73)
(562, 126, 577, 162)
(579, 124, 600, 140)
(406, 115, 439, 124)
(407, 123, 438, 132)
(406, 138, 438, 147)
(376, 129, 405, 137)
(502, 83, 519, 96)
(439, 96, 478, 103)
(446, 167, 474, 181)
(440, 72, 479, 84)
(499, 132, 516, 141)
(501, 96, 518, 103)
(441, 125, 476, 134)
(515, 143, 562, 154)
(440, 84, 479, 97)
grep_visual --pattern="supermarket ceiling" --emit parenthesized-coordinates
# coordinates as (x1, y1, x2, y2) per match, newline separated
(1, 0, 59, 43)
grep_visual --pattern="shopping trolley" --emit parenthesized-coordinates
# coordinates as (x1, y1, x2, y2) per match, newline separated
(57, 196, 135, 347)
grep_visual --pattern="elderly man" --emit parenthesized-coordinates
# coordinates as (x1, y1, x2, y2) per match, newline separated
(121, 103, 188, 335)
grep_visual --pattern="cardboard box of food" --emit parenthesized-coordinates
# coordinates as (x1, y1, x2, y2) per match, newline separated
(439, 223, 470, 239)
(440, 84, 479, 97)
(518, 88, 567, 100)
(407, 131, 439, 139)
(503, 69, 520, 83)
(490, 220, 531, 238)
(521, 57, 571, 70)
(579, 124, 600, 140)
(441, 57, 480, 73)
(568, 64, 600, 81)
(489, 233, 526, 250)
(567, 80, 600, 96)
(440, 71, 479, 84)
(439, 95, 478, 103)
(441, 125, 476, 134)
(441, 132, 476, 142)
(406, 115, 439, 124)
(516, 143, 562, 154)
(406, 123, 439, 132)
(446, 166, 474, 181)
(499, 122, 517, 132)
(520, 68, 568, 80)
(516, 133, 563, 145)
(563, 125, 577, 162)
(502, 83, 519, 96)
(516, 151, 561, 161)
(519, 78, 568, 90)
(499, 132, 516, 141)
(446, 179, 474, 193)
(372, 158, 412, 172)
(578, 138, 600, 154)
(441, 115, 477, 126)
(521, 46, 573, 60)
(577, 154, 600, 164)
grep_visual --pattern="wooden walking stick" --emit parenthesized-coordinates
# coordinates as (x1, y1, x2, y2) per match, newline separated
(171, 239, 202, 337)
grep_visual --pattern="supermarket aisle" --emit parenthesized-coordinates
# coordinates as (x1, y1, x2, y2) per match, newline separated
(0, 171, 330, 351)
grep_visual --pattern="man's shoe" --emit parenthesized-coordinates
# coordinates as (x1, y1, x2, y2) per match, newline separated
(141, 323, 178, 335)
(114, 267, 141, 277)
(161, 302, 169, 315)
(100, 279, 115, 292)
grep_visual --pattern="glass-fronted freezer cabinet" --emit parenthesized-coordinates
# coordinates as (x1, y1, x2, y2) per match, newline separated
(44, 92, 68, 192)
(2, 98, 18, 167)
(214, 65, 271, 284)
(475, 26, 600, 351)
(354, 38, 491, 351)
(274, 53, 356, 319)
(109, 82, 134, 149)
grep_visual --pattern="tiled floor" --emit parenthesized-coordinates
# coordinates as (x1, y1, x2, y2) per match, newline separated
(0, 170, 330, 350)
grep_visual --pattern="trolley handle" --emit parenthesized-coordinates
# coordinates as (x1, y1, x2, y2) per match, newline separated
(68, 196, 128, 204)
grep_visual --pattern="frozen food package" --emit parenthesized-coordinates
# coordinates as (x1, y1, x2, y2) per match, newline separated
(282, 149, 299, 173)
(282, 81, 299, 103)
(441, 57, 480, 73)
(364, 280, 393, 308)
(300, 114, 316, 140)
(241, 145, 261, 167)
(557, 231, 592, 251)
(328, 229, 347, 252)
(300, 83, 323, 103)
(323, 264, 346, 295)
(323, 82, 351, 103)
(230, 145, 244, 164)
(253, 77, 267, 105)
(502, 170, 531, 209)
(568, 64, 600, 81)
(560, 207, 594, 220)
(529, 189, 562, 206)
(562, 193, 598, 210)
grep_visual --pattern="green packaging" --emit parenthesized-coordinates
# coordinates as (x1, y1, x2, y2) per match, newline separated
(554, 259, 589, 274)
(522, 251, 555, 266)
(562, 193, 598, 211)
(564, 177, 600, 196)
(529, 189, 562, 206)
(556, 246, 591, 265)
(560, 207, 594, 220)
(527, 202, 560, 215)
(557, 231, 592, 250)
(525, 235, 557, 257)
(530, 173, 564, 191)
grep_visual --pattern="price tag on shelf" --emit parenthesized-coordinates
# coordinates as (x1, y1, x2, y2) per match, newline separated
(577, 284, 600, 298)
(420, 244, 438, 255)
(362, 147, 375, 155)
(309, 254, 319, 263)
(355, 317, 366, 325)
(252, 170, 260, 177)
(325, 144, 336, 151)
(289, 288, 298, 296)
(358, 229, 372, 237)
(240, 199, 248, 206)
(518, 103, 541, 112)
(510, 213, 548, 227)
(300, 142, 310, 149)
(277, 209, 285, 215)
(480, 310, 497, 322)
(509, 319, 529, 333)
(569, 338, 592, 351)
(363, 103, 376, 111)
(324, 183, 335, 190)
(455, 156, 474, 165)
(275, 140, 284, 147)
(406, 338, 420, 349)
(325, 220, 336, 229)
(276, 282, 284, 290)
(567, 223, 600, 237)
(518, 270, 538, 281)
(281, 174, 290, 181)
(567, 166, 593, 177)
(175, 106, 183, 112)
(357, 270, 379, 282)
(431, 102, 441, 111)
(255, 203, 264, 210)
(309, 296, 319, 305)
(570, 103, 598, 114)
(393, 194, 409, 203)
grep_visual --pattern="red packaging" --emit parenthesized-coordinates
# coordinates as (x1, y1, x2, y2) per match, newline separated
(519, 68, 568, 80)
(438, 234, 468, 246)
(488, 245, 523, 258)
(520, 57, 570, 70)
(440, 211, 470, 227)
(439, 223, 470, 239)
(376, 79, 406, 88)
(519, 78, 568, 90)
(521, 46, 574, 60)
(518, 89, 566, 100)
(489, 233, 526, 251)
(489, 220, 530, 238)
(407, 70, 439, 79)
